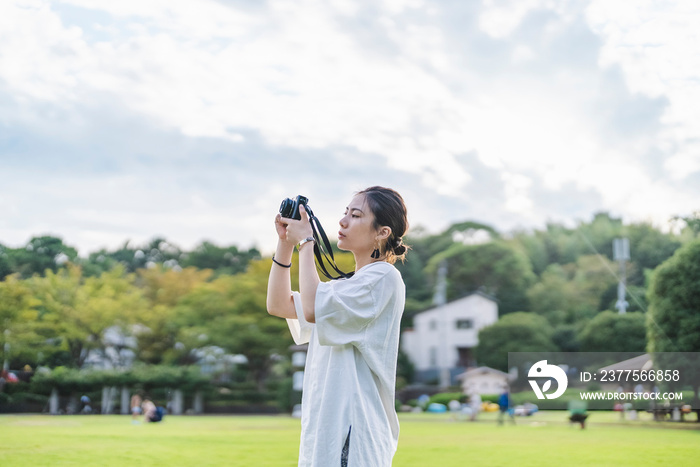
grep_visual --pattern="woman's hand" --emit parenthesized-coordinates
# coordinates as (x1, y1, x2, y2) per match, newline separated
(276, 205, 314, 245)
(274, 213, 291, 243)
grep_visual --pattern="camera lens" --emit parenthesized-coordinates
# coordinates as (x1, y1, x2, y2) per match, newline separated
(279, 198, 295, 218)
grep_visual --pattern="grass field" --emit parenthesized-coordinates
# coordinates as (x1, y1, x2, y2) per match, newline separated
(1, 411, 699, 466)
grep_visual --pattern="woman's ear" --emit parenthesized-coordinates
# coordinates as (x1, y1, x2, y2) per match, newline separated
(377, 226, 392, 241)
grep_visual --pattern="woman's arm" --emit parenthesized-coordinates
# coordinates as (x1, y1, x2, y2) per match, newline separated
(266, 206, 317, 320)
(266, 238, 297, 319)
(298, 234, 320, 323)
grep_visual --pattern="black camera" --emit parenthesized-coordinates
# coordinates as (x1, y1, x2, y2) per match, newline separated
(277, 194, 353, 280)
(279, 195, 309, 220)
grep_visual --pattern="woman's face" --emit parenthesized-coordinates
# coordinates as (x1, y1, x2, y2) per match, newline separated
(337, 194, 380, 255)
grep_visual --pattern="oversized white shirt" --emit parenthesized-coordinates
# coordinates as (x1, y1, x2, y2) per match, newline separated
(287, 261, 405, 467)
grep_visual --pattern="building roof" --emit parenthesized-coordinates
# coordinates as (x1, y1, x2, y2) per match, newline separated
(413, 290, 498, 317)
(456, 366, 509, 380)
(598, 354, 652, 372)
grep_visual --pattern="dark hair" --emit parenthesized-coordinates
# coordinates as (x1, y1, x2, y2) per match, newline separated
(357, 186, 410, 264)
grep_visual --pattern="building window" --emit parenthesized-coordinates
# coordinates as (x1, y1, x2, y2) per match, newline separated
(455, 319, 473, 330)
(429, 320, 437, 331)
(429, 347, 437, 367)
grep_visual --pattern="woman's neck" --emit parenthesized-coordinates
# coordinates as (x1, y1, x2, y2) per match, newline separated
(354, 254, 387, 272)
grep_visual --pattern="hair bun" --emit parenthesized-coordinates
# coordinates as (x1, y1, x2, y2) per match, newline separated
(393, 244, 407, 255)
(391, 238, 406, 256)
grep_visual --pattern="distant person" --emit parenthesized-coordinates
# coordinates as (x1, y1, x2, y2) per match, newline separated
(142, 399, 165, 423)
(142, 399, 157, 422)
(568, 400, 589, 429)
(80, 395, 92, 414)
(448, 399, 462, 421)
(131, 393, 143, 423)
(498, 387, 515, 425)
(267, 186, 409, 466)
(469, 392, 482, 421)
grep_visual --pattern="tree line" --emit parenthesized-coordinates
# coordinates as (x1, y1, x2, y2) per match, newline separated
(2, 210, 700, 389)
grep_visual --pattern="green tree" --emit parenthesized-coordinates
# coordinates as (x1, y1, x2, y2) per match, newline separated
(134, 266, 213, 364)
(80, 238, 183, 276)
(5, 236, 78, 279)
(527, 255, 618, 325)
(0, 244, 13, 280)
(0, 275, 41, 368)
(647, 240, 700, 400)
(624, 223, 681, 286)
(428, 241, 535, 314)
(399, 222, 500, 317)
(475, 312, 557, 371)
(28, 265, 146, 368)
(180, 241, 261, 276)
(578, 311, 647, 352)
(172, 259, 294, 388)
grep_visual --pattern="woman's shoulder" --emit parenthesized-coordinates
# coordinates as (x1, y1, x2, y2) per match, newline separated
(355, 261, 402, 283)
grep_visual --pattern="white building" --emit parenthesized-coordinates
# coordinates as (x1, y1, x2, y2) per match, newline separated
(457, 366, 509, 395)
(401, 291, 498, 385)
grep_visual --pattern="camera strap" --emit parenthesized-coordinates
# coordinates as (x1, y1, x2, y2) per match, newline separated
(304, 206, 354, 280)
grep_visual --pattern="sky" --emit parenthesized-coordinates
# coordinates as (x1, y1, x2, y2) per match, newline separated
(1, 0, 699, 256)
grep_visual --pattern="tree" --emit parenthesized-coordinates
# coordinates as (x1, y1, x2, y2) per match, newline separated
(0, 275, 41, 368)
(672, 210, 700, 239)
(647, 240, 700, 401)
(475, 312, 557, 371)
(527, 255, 618, 325)
(427, 241, 535, 314)
(399, 222, 500, 316)
(27, 265, 146, 368)
(80, 238, 184, 276)
(578, 311, 647, 352)
(624, 223, 681, 286)
(171, 259, 294, 388)
(5, 236, 78, 279)
(134, 266, 213, 364)
(180, 241, 261, 276)
(0, 244, 13, 280)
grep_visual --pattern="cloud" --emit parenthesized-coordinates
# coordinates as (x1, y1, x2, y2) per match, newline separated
(586, 0, 700, 181)
(1, 0, 699, 255)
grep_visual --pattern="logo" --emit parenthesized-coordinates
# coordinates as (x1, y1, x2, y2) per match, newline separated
(528, 360, 568, 400)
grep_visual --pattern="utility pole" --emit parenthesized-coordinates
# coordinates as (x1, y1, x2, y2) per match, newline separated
(613, 238, 630, 314)
(433, 261, 451, 388)
(3, 329, 9, 371)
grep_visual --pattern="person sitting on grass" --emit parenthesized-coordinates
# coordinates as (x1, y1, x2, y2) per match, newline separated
(568, 400, 588, 429)
(142, 399, 165, 423)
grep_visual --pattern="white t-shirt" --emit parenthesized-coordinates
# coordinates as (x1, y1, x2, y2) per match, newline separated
(287, 261, 405, 467)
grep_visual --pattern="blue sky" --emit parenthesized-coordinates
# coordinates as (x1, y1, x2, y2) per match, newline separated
(1, 0, 699, 255)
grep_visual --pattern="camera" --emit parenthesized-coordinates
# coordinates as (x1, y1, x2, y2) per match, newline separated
(277, 194, 353, 280)
(279, 195, 309, 220)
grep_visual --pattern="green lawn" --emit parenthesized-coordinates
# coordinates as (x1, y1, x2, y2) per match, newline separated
(1, 411, 698, 466)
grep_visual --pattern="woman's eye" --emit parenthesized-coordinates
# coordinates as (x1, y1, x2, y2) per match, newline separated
(351, 214, 360, 218)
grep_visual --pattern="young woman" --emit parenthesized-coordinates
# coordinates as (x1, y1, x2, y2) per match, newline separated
(267, 186, 409, 467)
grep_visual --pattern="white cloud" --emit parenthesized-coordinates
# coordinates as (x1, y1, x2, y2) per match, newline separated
(1, 0, 474, 194)
(501, 171, 533, 215)
(586, 0, 700, 181)
(2, 0, 700, 253)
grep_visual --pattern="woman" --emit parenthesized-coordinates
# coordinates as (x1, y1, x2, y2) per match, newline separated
(267, 186, 409, 467)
